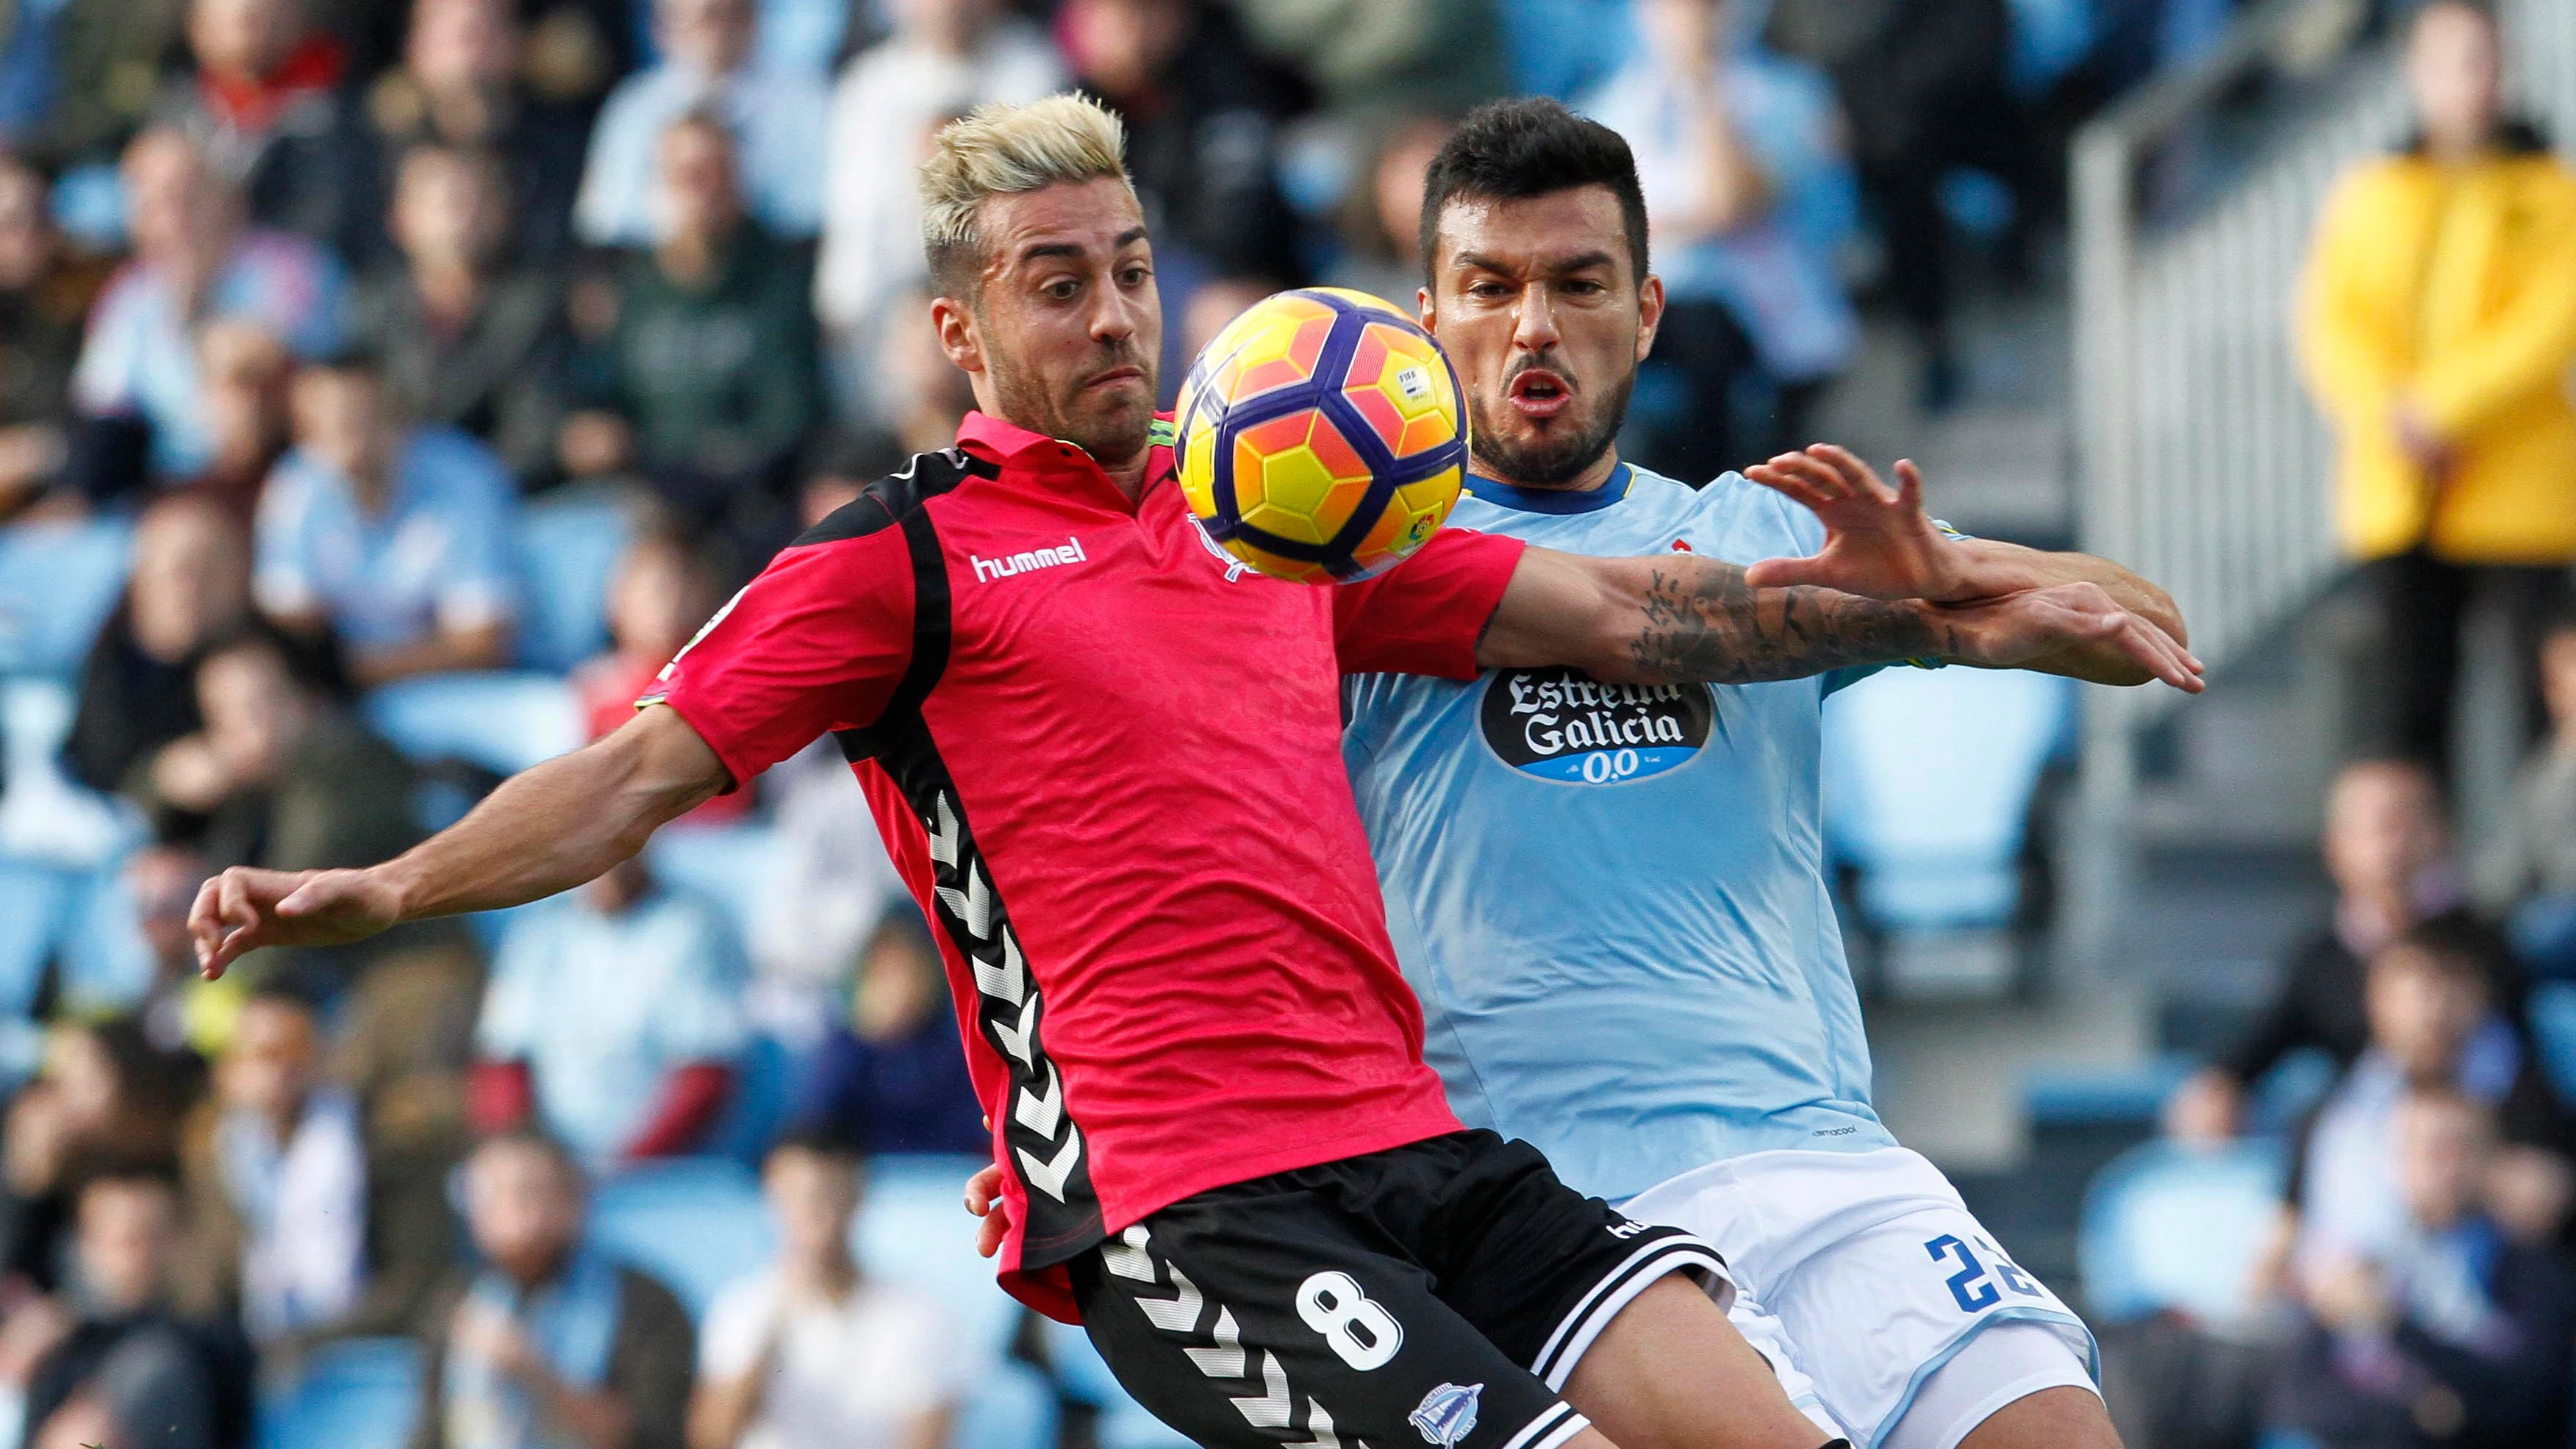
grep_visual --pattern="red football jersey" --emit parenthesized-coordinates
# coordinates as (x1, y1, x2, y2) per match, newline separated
(648, 412, 1526, 1319)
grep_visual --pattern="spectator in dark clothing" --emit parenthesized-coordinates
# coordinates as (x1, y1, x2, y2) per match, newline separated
(154, 0, 377, 258)
(360, 0, 592, 264)
(1063, 0, 1307, 287)
(412, 1131, 694, 1449)
(1764, 0, 2031, 409)
(353, 141, 571, 490)
(21, 0, 188, 171)
(2170, 758, 2469, 1142)
(2290, 919, 2573, 1259)
(20, 1170, 254, 1449)
(2269, 1086, 2576, 1449)
(0, 157, 105, 517)
(65, 495, 256, 799)
(787, 910, 984, 1159)
(126, 630, 418, 877)
(561, 111, 818, 548)
(0, 1020, 201, 1305)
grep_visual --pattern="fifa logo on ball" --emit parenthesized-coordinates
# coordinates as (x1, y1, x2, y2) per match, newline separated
(1174, 288, 1471, 585)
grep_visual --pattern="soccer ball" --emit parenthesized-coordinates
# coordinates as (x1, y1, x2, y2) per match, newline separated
(1175, 287, 1469, 584)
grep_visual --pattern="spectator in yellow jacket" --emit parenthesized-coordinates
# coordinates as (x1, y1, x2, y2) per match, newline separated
(2298, 0, 2576, 778)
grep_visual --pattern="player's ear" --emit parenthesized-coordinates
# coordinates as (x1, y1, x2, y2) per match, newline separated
(1634, 272, 1666, 364)
(1416, 285, 1435, 333)
(930, 293, 986, 376)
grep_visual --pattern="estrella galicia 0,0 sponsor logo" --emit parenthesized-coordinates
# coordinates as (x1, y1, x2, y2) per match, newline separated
(1479, 667, 1712, 784)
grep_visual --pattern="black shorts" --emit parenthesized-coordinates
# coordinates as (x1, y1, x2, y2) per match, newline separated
(1070, 1130, 1728, 1449)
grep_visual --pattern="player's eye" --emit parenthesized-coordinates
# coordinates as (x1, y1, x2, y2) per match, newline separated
(1118, 264, 1152, 287)
(1043, 278, 1081, 301)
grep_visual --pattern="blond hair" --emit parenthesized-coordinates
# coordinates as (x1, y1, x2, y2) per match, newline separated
(920, 93, 1132, 298)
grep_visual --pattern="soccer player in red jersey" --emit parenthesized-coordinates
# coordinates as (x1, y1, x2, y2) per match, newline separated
(190, 95, 2195, 1449)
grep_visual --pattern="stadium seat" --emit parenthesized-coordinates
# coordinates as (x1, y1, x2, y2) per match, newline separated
(254, 1337, 421, 1449)
(954, 1360, 1059, 1449)
(645, 822, 781, 942)
(0, 516, 129, 679)
(586, 1156, 776, 1321)
(1822, 667, 2075, 931)
(362, 671, 583, 778)
(2527, 981, 2576, 1104)
(0, 859, 68, 1017)
(856, 1153, 1026, 1364)
(706, 1030, 801, 1165)
(2077, 1138, 2287, 1331)
(0, 676, 133, 868)
(513, 491, 634, 676)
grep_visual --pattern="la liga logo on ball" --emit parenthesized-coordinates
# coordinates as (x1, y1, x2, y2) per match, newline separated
(1175, 287, 1470, 584)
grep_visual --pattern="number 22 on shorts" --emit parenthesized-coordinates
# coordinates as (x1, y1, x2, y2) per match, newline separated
(1924, 1234, 2042, 1313)
(1298, 1271, 1405, 1370)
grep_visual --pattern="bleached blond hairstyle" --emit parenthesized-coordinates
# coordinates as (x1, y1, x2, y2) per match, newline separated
(920, 93, 1133, 300)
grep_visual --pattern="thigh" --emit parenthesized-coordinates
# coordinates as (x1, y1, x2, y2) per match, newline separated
(1880, 1324, 2105, 1449)
(1420, 1133, 1731, 1391)
(1071, 1206, 1583, 1449)
(1761, 1203, 2096, 1449)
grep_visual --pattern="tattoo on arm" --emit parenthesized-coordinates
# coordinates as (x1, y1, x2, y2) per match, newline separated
(1625, 559, 1951, 684)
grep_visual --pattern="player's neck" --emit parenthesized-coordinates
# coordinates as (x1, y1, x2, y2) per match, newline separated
(1476, 444, 1623, 495)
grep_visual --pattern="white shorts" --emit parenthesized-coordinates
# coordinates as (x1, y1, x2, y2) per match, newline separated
(1618, 1147, 2100, 1449)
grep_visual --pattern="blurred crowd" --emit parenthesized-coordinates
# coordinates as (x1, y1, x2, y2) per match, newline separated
(2115, 9, 2576, 1449)
(0, 0, 2370, 1445)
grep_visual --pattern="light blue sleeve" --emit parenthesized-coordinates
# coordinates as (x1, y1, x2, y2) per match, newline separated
(428, 433, 521, 627)
(574, 79, 660, 247)
(475, 914, 551, 1058)
(649, 895, 754, 1061)
(250, 459, 322, 618)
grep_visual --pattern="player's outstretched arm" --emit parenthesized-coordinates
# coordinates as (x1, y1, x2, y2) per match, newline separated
(188, 703, 730, 979)
(1482, 546, 2204, 691)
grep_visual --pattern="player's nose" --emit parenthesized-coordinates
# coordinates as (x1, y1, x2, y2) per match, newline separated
(1509, 285, 1560, 351)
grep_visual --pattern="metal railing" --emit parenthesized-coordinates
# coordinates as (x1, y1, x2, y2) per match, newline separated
(2069, 0, 2576, 805)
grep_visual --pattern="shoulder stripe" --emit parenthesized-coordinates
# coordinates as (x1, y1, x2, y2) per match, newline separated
(791, 448, 998, 548)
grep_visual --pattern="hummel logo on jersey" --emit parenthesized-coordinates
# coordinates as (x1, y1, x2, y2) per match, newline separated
(971, 536, 1088, 583)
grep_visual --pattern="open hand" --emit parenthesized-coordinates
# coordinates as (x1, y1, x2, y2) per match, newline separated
(1745, 446, 1993, 602)
(964, 1161, 1009, 1259)
(189, 866, 403, 979)
(1936, 582, 2204, 692)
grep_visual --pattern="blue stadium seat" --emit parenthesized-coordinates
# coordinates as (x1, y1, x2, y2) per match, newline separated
(645, 823, 780, 943)
(362, 672, 583, 778)
(2077, 1139, 2287, 1329)
(1821, 668, 2075, 931)
(513, 492, 634, 676)
(0, 517, 129, 679)
(2025, 1057, 2194, 1126)
(856, 1154, 1026, 1364)
(954, 1360, 1059, 1449)
(0, 676, 135, 868)
(586, 1156, 776, 1321)
(254, 1337, 421, 1449)
(0, 859, 69, 1018)
(706, 1030, 802, 1165)
(2528, 982, 2576, 1104)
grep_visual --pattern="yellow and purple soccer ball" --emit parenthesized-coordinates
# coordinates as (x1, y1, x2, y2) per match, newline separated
(1175, 287, 1469, 584)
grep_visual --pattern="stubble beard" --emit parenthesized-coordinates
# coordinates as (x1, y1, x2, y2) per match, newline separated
(990, 339, 1159, 467)
(1467, 364, 1635, 488)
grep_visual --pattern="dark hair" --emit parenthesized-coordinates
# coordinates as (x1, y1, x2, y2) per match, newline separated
(1417, 99, 1649, 286)
(2375, 911, 2511, 991)
(767, 1125, 865, 1167)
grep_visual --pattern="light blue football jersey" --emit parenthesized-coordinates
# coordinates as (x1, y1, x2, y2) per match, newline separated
(1342, 462, 1900, 1201)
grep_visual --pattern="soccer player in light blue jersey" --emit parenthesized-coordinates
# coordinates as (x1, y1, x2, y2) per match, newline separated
(1345, 101, 2199, 1449)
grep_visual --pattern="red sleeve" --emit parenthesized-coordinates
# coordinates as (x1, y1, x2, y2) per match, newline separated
(620, 1062, 734, 1161)
(642, 526, 917, 790)
(1331, 527, 1528, 677)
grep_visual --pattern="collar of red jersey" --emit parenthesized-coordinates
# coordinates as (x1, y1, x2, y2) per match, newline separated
(954, 410, 1177, 488)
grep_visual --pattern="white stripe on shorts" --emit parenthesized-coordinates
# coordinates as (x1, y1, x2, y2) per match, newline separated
(1532, 1237, 1731, 1389)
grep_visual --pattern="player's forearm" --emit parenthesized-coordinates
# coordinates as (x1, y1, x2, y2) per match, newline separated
(1590, 554, 1944, 686)
(373, 718, 720, 923)
(1949, 540, 2187, 645)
